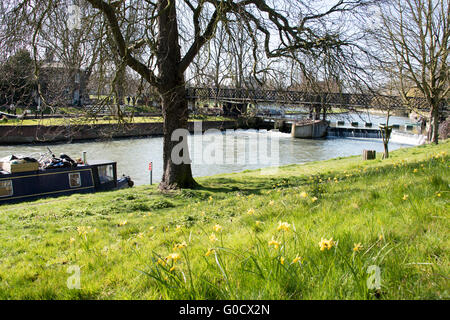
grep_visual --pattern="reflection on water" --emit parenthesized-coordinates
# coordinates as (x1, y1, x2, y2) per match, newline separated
(0, 130, 413, 186)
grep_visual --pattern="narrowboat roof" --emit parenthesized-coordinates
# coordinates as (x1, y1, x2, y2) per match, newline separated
(84, 160, 116, 166)
(0, 160, 117, 177)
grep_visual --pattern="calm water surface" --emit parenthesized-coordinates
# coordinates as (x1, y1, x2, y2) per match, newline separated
(0, 129, 413, 186)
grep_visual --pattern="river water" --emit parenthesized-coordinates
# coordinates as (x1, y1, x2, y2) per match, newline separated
(0, 126, 417, 186)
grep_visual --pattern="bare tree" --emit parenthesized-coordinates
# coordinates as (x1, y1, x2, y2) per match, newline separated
(370, 0, 449, 144)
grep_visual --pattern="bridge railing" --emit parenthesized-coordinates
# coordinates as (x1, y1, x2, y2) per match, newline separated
(186, 87, 435, 110)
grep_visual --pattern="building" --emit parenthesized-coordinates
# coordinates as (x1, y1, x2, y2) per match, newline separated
(38, 60, 89, 107)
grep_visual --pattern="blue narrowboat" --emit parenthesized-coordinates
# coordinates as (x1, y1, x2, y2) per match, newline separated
(0, 158, 133, 204)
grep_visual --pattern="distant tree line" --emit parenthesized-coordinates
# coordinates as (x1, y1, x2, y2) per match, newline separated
(0, 49, 36, 110)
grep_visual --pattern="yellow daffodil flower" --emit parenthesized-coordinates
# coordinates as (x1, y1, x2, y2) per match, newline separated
(319, 238, 334, 251)
(166, 253, 181, 263)
(268, 237, 281, 249)
(277, 221, 291, 232)
(173, 241, 187, 251)
(209, 233, 218, 243)
(157, 258, 166, 266)
(353, 243, 363, 252)
(292, 255, 302, 264)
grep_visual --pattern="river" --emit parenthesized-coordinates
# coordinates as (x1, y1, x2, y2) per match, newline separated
(0, 128, 416, 186)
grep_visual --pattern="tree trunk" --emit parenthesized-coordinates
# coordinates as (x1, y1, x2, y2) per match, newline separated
(380, 124, 392, 159)
(322, 105, 327, 121)
(159, 86, 197, 189)
(429, 103, 439, 144)
(383, 142, 389, 159)
(157, 0, 196, 190)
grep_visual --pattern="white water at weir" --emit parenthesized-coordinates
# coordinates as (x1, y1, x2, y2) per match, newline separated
(326, 128, 427, 144)
(390, 132, 427, 145)
(0, 129, 418, 186)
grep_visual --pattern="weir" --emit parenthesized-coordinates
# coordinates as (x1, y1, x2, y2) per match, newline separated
(327, 127, 383, 139)
(326, 127, 426, 145)
(257, 117, 425, 143)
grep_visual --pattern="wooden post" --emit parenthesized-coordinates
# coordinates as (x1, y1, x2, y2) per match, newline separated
(363, 150, 376, 160)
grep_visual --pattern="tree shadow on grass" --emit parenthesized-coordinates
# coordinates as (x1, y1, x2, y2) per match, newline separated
(193, 176, 298, 196)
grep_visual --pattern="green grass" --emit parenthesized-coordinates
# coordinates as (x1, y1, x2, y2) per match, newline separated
(0, 115, 235, 127)
(0, 141, 448, 300)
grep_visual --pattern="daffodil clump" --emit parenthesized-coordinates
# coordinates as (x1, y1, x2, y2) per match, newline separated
(76, 226, 97, 240)
(319, 238, 335, 251)
(277, 221, 291, 232)
(76, 226, 91, 236)
(118, 220, 128, 227)
(166, 252, 181, 263)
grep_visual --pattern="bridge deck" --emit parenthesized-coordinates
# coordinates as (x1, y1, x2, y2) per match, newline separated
(186, 87, 446, 111)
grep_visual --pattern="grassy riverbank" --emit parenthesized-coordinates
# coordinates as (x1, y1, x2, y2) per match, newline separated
(0, 115, 235, 126)
(0, 141, 448, 299)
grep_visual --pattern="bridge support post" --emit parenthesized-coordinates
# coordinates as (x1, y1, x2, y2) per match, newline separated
(291, 120, 328, 138)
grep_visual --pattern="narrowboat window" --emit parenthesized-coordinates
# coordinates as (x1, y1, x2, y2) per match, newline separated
(98, 165, 114, 184)
(68, 173, 81, 188)
(0, 180, 13, 197)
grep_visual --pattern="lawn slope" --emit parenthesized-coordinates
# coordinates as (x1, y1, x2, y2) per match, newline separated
(0, 141, 448, 299)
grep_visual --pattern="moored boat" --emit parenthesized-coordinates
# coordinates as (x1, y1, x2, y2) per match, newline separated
(0, 150, 133, 204)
